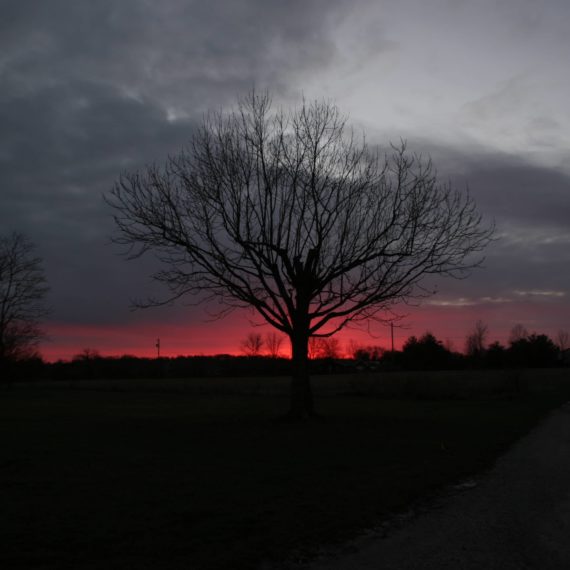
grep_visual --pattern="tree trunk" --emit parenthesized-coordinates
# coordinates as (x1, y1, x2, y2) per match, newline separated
(288, 330, 316, 419)
(0, 340, 7, 384)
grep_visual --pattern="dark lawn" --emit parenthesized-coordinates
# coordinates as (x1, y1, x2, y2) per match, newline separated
(1, 381, 567, 569)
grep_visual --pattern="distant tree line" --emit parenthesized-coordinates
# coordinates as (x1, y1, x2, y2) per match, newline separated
(107, 91, 493, 418)
(352, 324, 568, 371)
(3, 322, 567, 383)
(294, 322, 566, 372)
(5, 353, 293, 383)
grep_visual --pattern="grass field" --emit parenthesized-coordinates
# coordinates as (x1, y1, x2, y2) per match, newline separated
(1, 370, 569, 569)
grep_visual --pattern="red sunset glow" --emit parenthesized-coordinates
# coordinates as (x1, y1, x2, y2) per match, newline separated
(42, 297, 568, 362)
(3, 1, 569, 368)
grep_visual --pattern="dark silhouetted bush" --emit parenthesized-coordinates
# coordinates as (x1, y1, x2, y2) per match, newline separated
(508, 334, 559, 368)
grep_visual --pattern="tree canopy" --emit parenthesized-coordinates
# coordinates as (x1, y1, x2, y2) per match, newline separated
(108, 92, 493, 417)
(0, 232, 49, 370)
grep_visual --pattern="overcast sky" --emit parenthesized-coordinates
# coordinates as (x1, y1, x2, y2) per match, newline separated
(1, 0, 569, 359)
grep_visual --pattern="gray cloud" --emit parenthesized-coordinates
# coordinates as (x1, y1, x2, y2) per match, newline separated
(1, 0, 567, 354)
(399, 139, 570, 229)
(460, 158, 570, 231)
(0, 0, 359, 331)
(380, 139, 570, 306)
(1, 0, 351, 109)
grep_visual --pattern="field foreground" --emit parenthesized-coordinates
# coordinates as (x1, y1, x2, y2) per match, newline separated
(2, 370, 569, 569)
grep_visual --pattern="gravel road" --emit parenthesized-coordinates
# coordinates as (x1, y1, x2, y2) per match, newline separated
(299, 402, 570, 570)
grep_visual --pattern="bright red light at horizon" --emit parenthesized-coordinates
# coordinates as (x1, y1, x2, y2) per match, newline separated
(41, 298, 568, 362)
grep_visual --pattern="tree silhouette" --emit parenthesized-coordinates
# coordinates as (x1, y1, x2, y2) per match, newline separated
(465, 319, 488, 359)
(352, 344, 386, 361)
(108, 92, 493, 418)
(73, 348, 102, 362)
(240, 332, 264, 357)
(309, 337, 341, 359)
(402, 332, 453, 370)
(486, 341, 507, 368)
(265, 332, 284, 358)
(556, 330, 569, 353)
(509, 334, 559, 368)
(509, 323, 529, 344)
(0, 232, 49, 373)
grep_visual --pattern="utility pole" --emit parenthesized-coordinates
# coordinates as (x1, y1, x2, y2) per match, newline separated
(156, 338, 160, 358)
(391, 322, 394, 352)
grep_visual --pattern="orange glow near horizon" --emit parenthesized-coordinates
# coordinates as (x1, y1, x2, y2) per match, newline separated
(41, 298, 568, 362)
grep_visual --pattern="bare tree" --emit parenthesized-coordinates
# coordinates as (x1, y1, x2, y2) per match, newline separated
(308, 337, 321, 360)
(265, 331, 284, 358)
(465, 319, 488, 357)
(353, 344, 385, 361)
(108, 92, 493, 418)
(0, 232, 49, 370)
(443, 338, 455, 353)
(309, 337, 341, 359)
(509, 323, 529, 345)
(346, 339, 363, 360)
(73, 348, 102, 361)
(556, 330, 569, 352)
(240, 332, 264, 357)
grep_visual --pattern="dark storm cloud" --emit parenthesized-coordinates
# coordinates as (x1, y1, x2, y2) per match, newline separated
(0, 0, 347, 107)
(1, 0, 567, 350)
(0, 0, 355, 329)
(405, 143, 570, 305)
(0, 76, 196, 324)
(443, 153, 570, 231)
(0, 80, 192, 222)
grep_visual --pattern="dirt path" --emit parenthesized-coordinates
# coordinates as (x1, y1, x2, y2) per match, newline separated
(299, 403, 570, 570)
